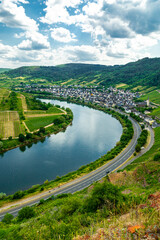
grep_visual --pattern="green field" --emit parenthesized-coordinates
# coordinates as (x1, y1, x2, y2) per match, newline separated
(25, 115, 59, 132)
(24, 107, 63, 116)
(150, 106, 160, 118)
(125, 126, 160, 170)
(139, 90, 160, 105)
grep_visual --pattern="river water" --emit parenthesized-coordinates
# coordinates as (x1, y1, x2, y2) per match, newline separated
(0, 100, 122, 195)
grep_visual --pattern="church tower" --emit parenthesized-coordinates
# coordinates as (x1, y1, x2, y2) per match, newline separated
(146, 97, 150, 107)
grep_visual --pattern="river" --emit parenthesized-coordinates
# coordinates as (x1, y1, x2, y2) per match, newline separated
(0, 100, 122, 195)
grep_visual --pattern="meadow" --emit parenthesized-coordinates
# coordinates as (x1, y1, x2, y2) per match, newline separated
(24, 115, 58, 132)
(139, 89, 160, 105)
(150, 106, 160, 118)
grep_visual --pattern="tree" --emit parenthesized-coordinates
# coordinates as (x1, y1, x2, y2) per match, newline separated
(153, 153, 160, 162)
(0, 192, 6, 200)
(0, 141, 3, 149)
(18, 206, 35, 221)
(12, 190, 24, 200)
(135, 144, 141, 152)
(53, 116, 65, 125)
(39, 127, 45, 134)
(18, 133, 25, 142)
(2, 213, 14, 224)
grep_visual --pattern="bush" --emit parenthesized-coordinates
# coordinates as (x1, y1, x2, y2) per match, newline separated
(18, 206, 35, 221)
(153, 153, 160, 162)
(0, 141, 3, 149)
(2, 213, 14, 224)
(53, 116, 65, 125)
(82, 181, 126, 213)
(39, 127, 45, 134)
(135, 144, 141, 152)
(12, 190, 25, 200)
(18, 133, 25, 142)
(26, 132, 32, 139)
(39, 199, 45, 205)
(0, 192, 6, 200)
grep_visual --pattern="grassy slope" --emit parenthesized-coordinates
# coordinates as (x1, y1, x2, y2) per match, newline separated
(150, 106, 160, 118)
(125, 127, 160, 171)
(139, 90, 160, 105)
(25, 115, 58, 132)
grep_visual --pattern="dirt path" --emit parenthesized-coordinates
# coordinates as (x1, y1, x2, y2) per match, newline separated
(23, 121, 30, 133)
(19, 94, 27, 112)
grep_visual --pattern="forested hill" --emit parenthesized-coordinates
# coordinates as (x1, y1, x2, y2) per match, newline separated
(2, 57, 160, 87)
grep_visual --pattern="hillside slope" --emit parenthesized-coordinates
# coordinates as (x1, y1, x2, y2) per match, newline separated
(1, 57, 160, 87)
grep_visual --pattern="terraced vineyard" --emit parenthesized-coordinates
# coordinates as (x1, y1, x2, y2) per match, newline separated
(0, 89, 67, 139)
(0, 111, 25, 138)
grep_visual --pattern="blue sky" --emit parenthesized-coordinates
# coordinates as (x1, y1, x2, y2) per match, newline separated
(0, 0, 160, 68)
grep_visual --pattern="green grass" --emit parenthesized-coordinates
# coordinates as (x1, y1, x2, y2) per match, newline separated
(14, 121, 25, 137)
(46, 106, 63, 114)
(139, 90, 160, 105)
(150, 106, 160, 118)
(25, 110, 46, 115)
(25, 107, 63, 115)
(125, 126, 160, 171)
(25, 115, 59, 132)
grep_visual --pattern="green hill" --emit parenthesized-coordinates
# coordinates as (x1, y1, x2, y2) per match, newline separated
(0, 68, 10, 73)
(1, 57, 160, 88)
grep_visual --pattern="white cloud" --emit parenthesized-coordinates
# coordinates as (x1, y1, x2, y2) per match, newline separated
(51, 28, 77, 43)
(40, 0, 82, 24)
(0, 0, 38, 31)
(18, 31, 50, 50)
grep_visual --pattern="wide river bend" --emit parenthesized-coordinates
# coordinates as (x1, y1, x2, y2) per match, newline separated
(0, 100, 122, 195)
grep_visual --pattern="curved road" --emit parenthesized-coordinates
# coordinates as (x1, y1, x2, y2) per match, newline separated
(0, 117, 146, 221)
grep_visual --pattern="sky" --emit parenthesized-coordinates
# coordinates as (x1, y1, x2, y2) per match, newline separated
(0, 0, 160, 68)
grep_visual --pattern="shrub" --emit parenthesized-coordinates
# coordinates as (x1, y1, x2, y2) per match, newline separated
(18, 133, 25, 142)
(39, 127, 45, 134)
(2, 213, 14, 224)
(44, 179, 49, 185)
(26, 132, 32, 139)
(39, 199, 45, 205)
(153, 153, 160, 162)
(18, 206, 35, 221)
(0, 192, 6, 200)
(12, 190, 25, 200)
(0, 141, 3, 149)
(135, 144, 141, 152)
(53, 116, 65, 125)
(82, 181, 126, 213)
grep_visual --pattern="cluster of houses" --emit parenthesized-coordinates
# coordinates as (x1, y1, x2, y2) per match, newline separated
(23, 84, 158, 128)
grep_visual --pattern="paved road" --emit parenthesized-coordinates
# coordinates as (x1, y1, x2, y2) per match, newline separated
(0, 117, 142, 221)
(119, 125, 154, 170)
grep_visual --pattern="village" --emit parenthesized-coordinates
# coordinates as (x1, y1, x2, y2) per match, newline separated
(23, 84, 158, 128)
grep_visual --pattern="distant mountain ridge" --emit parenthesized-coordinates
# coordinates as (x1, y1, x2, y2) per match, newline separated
(0, 68, 10, 73)
(2, 57, 160, 87)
